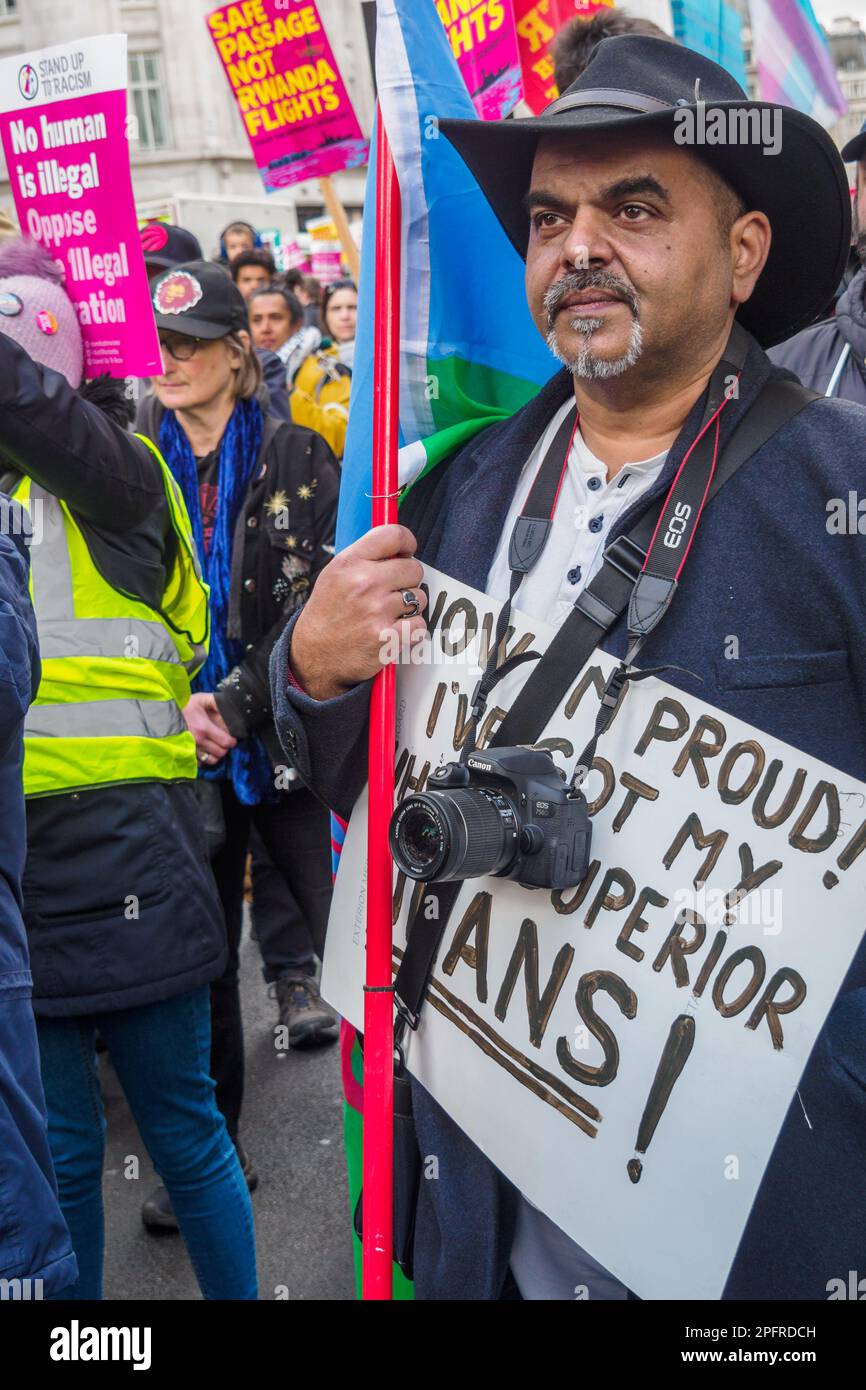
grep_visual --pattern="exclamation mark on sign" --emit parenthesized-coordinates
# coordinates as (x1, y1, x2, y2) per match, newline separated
(627, 1014, 696, 1184)
(823, 815, 866, 889)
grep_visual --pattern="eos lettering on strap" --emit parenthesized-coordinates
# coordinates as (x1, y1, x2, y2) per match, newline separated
(663, 500, 692, 548)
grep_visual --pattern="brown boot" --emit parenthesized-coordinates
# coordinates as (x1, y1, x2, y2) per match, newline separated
(141, 1143, 258, 1232)
(273, 972, 339, 1049)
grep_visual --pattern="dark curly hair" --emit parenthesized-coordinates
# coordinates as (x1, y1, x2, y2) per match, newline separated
(553, 12, 676, 93)
(229, 247, 276, 281)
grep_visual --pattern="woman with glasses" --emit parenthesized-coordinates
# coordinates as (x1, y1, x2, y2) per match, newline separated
(136, 260, 340, 1229)
(290, 280, 358, 461)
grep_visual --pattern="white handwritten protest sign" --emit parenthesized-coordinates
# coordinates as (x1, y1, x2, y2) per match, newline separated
(324, 567, 866, 1301)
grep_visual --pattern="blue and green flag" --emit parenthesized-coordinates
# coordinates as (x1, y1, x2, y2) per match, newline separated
(336, 0, 556, 552)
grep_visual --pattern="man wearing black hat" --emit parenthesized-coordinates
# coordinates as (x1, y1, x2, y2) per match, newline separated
(769, 121, 866, 402)
(272, 36, 866, 1299)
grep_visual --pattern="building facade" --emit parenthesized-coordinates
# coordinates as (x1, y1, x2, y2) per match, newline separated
(826, 15, 866, 158)
(0, 0, 375, 254)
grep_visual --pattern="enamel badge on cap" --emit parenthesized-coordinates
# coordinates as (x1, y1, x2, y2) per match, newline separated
(154, 271, 203, 316)
(35, 309, 58, 335)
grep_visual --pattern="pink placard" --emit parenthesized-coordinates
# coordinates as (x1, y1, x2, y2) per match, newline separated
(283, 238, 312, 273)
(0, 36, 162, 379)
(436, 0, 523, 121)
(310, 247, 343, 284)
(207, 0, 369, 192)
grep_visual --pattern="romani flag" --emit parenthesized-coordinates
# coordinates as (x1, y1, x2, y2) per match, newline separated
(335, 0, 557, 1298)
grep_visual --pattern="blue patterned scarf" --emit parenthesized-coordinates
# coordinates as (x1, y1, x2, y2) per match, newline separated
(160, 397, 273, 806)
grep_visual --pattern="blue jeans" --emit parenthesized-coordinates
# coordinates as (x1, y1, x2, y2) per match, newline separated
(37, 987, 257, 1300)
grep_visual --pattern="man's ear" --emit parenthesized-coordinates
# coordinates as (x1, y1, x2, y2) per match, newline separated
(730, 211, 771, 310)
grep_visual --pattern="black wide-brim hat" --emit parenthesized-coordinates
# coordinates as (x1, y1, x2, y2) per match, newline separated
(440, 35, 850, 348)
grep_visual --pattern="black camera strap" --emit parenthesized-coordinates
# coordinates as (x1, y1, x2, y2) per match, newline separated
(490, 325, 750, 759)
(391, 347, 817, 1054)
(494, 342, 819, 756)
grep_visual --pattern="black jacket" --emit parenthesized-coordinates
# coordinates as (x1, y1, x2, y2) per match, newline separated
(769, 264, 866, 403)
(0, 333, 226, 1016)
(136, 394, 339, 768)
(0, 337, 175, 612)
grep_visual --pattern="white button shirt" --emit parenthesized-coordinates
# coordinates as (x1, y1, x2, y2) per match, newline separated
(486, 398, 669, 1300)
(487, 398, 668, 626)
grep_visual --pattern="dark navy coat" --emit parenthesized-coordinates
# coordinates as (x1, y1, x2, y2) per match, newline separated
(272, 330, 866, 1300)
(770, 265, 866, 403)
(0, 503, 76, 1293)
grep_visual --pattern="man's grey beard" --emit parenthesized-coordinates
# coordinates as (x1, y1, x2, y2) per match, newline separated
(546, 315, 644, 378)
(544, 269, 642, 379)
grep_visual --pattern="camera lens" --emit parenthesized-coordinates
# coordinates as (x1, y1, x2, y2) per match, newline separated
(399, 805, 446, 874)
(390, 787, 520, 882)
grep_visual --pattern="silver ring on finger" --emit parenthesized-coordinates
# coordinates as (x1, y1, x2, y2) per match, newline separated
(199, 752, 212, 765)
(400, 588, 421, 618)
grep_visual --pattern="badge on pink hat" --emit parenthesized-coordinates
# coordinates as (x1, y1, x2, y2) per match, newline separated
(154, 271, 203, 316)
(141, 222, 170, 254)
(35, 309, 58, 335)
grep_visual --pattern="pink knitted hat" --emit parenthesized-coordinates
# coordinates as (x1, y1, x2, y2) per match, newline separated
(0, 239, 83, 386)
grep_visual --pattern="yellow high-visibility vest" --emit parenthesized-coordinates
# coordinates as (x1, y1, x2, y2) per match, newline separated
(14, 434, 210, 797)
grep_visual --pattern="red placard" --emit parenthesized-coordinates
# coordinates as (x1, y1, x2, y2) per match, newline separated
(514, 0, 616, 113)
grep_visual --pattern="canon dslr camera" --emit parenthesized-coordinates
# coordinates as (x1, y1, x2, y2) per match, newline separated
(389, 746, 591, 891)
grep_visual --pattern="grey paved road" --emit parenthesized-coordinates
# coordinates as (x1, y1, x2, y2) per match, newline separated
(100, 920, 357, 1301)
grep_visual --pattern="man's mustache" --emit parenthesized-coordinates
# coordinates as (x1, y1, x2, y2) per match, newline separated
(544, 271, 639, 327)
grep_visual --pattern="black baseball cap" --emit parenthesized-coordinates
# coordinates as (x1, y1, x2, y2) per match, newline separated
(140, 222, 204, 272)
(151, 259, 249, 339)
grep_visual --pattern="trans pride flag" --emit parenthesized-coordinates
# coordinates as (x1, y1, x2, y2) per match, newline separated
(750, 0, 846, 127)
(334, 0, 557, 1297)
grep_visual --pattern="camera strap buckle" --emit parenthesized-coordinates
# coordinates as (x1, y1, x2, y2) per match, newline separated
(601, 662, 630, 709)
(394, 992, 420, 1036)
(469, 678, 486, 723)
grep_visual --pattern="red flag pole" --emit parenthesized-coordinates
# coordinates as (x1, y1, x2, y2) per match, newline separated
(362, 109, 402, 1301)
